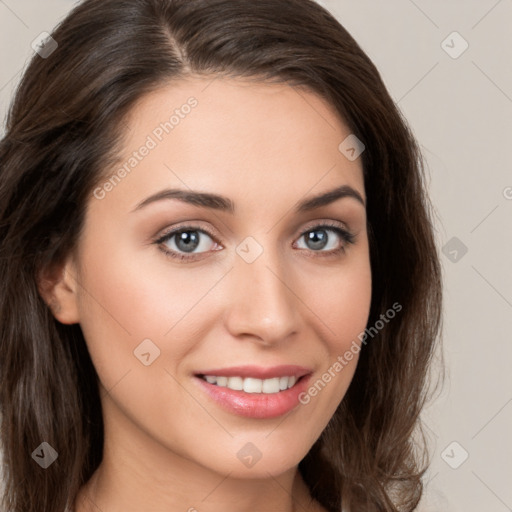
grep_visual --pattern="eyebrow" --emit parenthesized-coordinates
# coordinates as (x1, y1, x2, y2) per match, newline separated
(131, 184, 365, 214)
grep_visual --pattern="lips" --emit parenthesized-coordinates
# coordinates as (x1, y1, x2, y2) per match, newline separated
(193, 365, 313, 419)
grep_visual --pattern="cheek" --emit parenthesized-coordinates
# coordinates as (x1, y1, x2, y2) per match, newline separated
(296, 254, 372, 415)
(308, 254, 372, 351)
(73, 235, 227, 386)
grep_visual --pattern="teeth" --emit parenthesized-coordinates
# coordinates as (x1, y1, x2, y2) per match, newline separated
(227, 376, 243, 390)
(216, 376, 228, 387)
(262, 377, 280, 394)
(201, 375, 299, 393)
(243, 377, 262, 393)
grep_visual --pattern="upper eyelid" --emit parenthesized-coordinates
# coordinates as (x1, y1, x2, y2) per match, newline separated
(155, 223, 217, 244)
(298, 220, 351, 235)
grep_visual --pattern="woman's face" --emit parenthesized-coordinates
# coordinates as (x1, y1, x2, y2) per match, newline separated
(61, 77, 371, 478)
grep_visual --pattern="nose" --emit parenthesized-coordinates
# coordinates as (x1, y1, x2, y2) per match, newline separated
(224, 243, 301, 347)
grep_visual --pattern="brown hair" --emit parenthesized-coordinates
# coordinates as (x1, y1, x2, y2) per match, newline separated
(0, 0, 443, 510)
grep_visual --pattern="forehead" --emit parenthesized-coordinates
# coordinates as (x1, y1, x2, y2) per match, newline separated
(97, 76, 365, 213)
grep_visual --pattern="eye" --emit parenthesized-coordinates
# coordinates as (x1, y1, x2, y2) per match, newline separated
(294, 223, 355, 256)
(154, 221, 356, 262)
(155, 226, 221, 261)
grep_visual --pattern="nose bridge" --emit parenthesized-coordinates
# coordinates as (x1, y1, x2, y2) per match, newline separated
(225, 236, 299, 344)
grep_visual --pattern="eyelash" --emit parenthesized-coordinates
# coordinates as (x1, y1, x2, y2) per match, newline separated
(154, 222, 356, 262)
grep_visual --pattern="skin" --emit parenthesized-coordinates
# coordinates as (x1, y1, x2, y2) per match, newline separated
(41, 77, 372, 512)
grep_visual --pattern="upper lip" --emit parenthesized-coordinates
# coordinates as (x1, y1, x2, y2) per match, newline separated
(195, 365, 313, 379)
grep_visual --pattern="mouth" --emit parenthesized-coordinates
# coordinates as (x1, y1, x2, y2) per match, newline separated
(193, 365, 313, 419)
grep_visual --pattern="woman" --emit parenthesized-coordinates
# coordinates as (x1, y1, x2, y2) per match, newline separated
(0, 0, 443, 511)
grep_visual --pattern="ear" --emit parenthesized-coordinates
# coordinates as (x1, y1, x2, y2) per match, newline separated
(37, 254, 80, 325)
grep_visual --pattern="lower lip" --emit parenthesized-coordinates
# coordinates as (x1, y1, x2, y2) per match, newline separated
(194, 375, 312, 419)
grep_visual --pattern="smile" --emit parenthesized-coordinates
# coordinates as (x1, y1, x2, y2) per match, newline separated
(194, 365, 313, 419)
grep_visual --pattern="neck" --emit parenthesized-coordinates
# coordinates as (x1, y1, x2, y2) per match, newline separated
(73, 397, 322, 512)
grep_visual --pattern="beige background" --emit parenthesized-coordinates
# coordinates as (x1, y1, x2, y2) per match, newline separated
(1, 1, 511, 510)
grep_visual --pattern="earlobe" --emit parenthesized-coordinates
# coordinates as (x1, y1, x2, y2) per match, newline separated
(37, 256, 81, 325)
